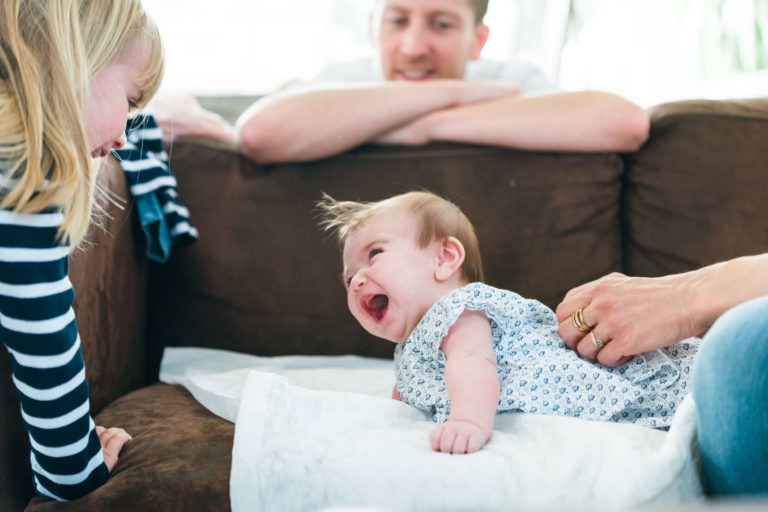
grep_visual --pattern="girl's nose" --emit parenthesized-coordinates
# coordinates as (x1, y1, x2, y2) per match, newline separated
(112, 132, 127, 150)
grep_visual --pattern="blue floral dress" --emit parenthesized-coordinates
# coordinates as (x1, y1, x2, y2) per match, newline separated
(394, 283, 699, 429)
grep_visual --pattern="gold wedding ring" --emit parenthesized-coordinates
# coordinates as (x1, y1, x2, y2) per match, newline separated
(590, 331, 605, 348)
(571, 308, 592, 333)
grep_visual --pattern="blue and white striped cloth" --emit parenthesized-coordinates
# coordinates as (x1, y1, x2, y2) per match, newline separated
(0, 209, 108, 500)
(113, 113, 198, 263)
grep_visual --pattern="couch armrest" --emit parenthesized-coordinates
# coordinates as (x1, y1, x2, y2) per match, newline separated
(70, 156, 150, 412)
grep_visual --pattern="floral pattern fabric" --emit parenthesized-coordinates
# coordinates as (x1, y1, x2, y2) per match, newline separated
(394, 283, 699, 429)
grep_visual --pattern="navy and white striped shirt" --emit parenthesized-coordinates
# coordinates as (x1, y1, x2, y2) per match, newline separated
(0, 208, 108, 500)
(1, 112, 196, 500)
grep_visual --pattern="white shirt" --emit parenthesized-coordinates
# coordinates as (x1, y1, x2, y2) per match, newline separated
(299, 55, 560, 95)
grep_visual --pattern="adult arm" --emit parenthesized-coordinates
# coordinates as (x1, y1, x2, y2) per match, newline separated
(0, 209, 129, 500)
(430, 310, 499, 454)
(555, 253, 768, 367)
(150, 95, 238, 146)
(374, 90, 651, 153)
(235, 80, 520, 164)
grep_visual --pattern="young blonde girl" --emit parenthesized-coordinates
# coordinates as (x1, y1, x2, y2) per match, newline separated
(1, 0, 163, 500)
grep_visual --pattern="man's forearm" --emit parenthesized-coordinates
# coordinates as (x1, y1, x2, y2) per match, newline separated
(235, 81, 520, 164)
(235, 83, 458, 164)
(410, 90, 650, 153)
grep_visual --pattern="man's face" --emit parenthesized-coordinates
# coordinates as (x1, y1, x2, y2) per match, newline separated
(373, 0, 489, 81)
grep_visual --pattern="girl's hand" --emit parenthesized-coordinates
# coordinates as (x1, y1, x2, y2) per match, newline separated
(96, 425, 132, 472)
(429, 420, 488, 454)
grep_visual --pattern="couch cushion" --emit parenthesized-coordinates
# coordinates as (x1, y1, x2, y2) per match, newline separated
(25, 383, 232, 512)
(146, 141, 625, 373)
(623, 98, 768, 276)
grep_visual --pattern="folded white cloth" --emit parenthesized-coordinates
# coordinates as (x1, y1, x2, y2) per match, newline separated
(160, 347, 703, 512)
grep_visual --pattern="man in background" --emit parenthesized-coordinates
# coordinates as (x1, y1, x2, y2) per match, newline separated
(155, 0, 649, 163)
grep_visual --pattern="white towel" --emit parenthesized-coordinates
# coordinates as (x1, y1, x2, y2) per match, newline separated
(159, 347, 703, 512)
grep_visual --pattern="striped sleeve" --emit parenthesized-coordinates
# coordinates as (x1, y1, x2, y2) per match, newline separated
(113, 112, 198, 263)
(0, 209, 108, 501)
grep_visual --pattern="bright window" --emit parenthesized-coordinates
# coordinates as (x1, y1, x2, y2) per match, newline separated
(144, 0, 768, 107)
(143, 0, 543, 95)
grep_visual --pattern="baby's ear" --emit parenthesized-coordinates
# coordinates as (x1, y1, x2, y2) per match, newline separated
(435, 237, 466, 282)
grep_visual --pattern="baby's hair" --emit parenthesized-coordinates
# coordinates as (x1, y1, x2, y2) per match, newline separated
(317, 191, 485, 283)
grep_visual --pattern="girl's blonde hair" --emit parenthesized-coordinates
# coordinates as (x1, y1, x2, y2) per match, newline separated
(0, 0, 164, 246)
(317, 191, 485, 283)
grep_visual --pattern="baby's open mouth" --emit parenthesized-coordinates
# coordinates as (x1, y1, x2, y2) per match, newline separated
(365, 294, 389, 321)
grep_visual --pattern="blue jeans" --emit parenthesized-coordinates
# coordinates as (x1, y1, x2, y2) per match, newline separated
(693, 295, 768, 497)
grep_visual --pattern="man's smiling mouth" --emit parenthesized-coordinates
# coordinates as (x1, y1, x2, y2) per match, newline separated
(396, 69, 434, 81)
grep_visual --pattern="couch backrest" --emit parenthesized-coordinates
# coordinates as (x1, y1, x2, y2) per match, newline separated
(0, 158, 148, 511)
(623, 98, 768, 276)
(146, 140, 625, 373)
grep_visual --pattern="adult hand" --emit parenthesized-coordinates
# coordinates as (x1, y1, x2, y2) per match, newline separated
(96, 425, 132, 472)
(555, 272, 701, 367)
(373, 81, 523, 146)
(429, 420, 488, 454)
(151, 95, 237, 146)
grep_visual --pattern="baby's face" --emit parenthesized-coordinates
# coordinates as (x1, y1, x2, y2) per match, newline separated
(342, 210, 444, 343)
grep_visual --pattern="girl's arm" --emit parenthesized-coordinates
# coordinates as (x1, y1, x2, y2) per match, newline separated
(0, 209, 112, 500)
(431, 310, 499, 454)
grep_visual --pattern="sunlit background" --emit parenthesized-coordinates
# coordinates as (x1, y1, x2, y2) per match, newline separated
(144, 0, 768, 107)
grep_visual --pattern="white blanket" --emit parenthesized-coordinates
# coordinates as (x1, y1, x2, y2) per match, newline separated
(160, 347, 703, 512)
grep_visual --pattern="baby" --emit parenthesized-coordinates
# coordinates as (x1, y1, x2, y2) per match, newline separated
(317, 191, 698, 454)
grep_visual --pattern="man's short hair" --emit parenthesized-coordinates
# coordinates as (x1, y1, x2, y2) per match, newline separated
(375, 0, 490, 24)
(471, 0, 489, 23)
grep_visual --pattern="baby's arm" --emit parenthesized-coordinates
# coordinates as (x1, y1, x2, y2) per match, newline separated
(431, 310, 499, 454)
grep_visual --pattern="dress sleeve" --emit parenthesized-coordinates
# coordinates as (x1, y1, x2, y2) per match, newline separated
(0, 209, 107, 501)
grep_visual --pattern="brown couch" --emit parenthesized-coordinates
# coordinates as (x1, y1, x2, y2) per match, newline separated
(2, 97, 767, 511)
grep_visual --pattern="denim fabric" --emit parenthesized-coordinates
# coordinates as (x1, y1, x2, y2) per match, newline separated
(693, 295, 768, 496)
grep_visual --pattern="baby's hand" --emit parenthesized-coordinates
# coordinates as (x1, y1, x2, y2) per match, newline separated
(429, 420, 488, 454)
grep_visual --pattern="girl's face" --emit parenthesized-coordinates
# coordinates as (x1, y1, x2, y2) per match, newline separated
(342, 209, 447, 343)
(85, 37, 149, 158)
